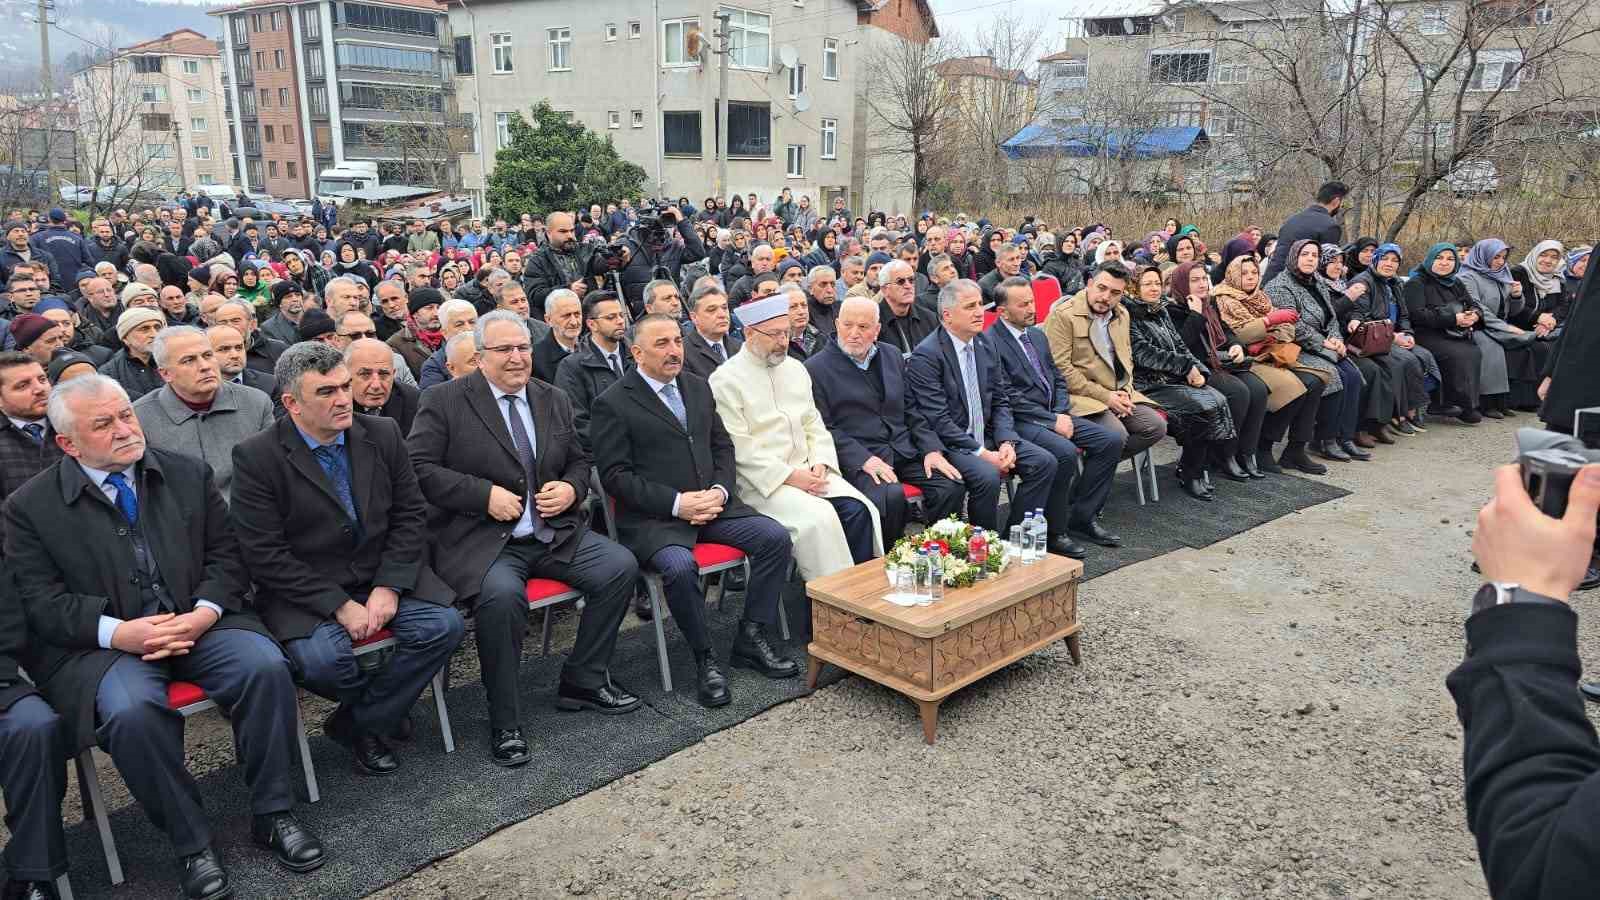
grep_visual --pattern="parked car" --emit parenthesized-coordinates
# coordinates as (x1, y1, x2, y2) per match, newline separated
(1442, 160, 1500, 196)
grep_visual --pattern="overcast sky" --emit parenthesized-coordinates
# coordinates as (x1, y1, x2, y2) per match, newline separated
(927, 0, 1107, 44)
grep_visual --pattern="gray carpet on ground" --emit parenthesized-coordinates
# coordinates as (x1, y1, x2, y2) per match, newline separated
(50, 467, 1347, 899)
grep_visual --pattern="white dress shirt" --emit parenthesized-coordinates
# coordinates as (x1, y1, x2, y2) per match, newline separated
(488, 380, 542, 539)
(638, 369, 727, 515)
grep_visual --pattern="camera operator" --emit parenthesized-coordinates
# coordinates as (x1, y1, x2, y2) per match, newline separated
(523, 211, 606, 318)
(610, 205, 706, 312)
(1448, 462, 1600, 899)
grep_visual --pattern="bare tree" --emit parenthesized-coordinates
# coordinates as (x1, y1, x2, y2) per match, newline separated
(864, 35, 960, 214)
(372, 85, 469, 190)
(943, 13, 1052, 208)
(71, 40, 180, 217)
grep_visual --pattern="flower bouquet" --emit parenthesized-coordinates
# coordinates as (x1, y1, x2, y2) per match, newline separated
(885, 516, 1008, 589)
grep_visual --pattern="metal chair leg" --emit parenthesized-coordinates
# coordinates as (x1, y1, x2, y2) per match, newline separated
(1130, 455, 1147, 506)
(75, 750, 123, 885)
(539, 606, 553, 656)
(293, 698, 320, 803)
(646, 575, 673, 692)
(769, 559, 791, 641)
(431, 668, 455, 753)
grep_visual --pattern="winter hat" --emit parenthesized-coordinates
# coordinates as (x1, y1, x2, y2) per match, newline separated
(9, 313, 57, 350)
(270, 281, 302, 305)
(119, 283, 158, 306)
(47, 350, 97, 384)
(188, 265, 212, 286)
(32, 297, 72, 315)
(297, 308, 336, 341)
(115, 306, 165, 340)
(408, 287, 444, 315)
(864, 251, 893, 268)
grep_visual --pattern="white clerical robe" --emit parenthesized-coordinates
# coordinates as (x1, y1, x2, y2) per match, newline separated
(710, 347, 884, 579)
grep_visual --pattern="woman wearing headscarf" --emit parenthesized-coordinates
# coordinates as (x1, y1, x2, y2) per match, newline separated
(1319, 244, 1395, 448)
(283, 248, 326, 301)
(1212, 255, 1321, 472)
(974, 228, 1004, 278)
(1457, 237, 1551, 413)
(1164, 233, 1199, 274)
(1402, 243, 1487, 423)
(1509, 240, 1569, 334)
(332, 240, 378, 290)
(1266, 239, 1366, 467)
(235, 263, 271, 315)
(1164, 261, 1272, 482)
(1210, 235, 1258, 286)
(1256, 233, 1278, 265)
(946, 229, 978, 281)
(1123, 264, 1237, 499)
(1088, 239, 1123, 281)
(1564, 247, 1591, 304)
(1347, 243, 1436, 434)
(1344, 237, 1380, 278)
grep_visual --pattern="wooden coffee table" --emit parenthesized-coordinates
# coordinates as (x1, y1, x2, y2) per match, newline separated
(805, 554, 1083, 744)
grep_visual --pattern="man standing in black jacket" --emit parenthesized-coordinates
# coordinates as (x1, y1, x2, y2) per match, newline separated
(1449, 460, 1600, 899)
(523, 212, 598, 314)
(1264, 181, 1346, 284)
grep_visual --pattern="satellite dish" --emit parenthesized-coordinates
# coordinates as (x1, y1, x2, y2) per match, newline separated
(793, 91, 812, 112)
(1123, 17, 1135, 34)
(778, 44, 798, 69)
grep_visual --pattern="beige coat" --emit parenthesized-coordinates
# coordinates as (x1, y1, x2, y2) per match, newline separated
(1213, 284, 1319, 410)
(710, 347, 883, 579)
(1041, 289, 1154, 417)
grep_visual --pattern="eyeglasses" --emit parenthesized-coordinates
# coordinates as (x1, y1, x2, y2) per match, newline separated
(340, 329, 379, 340)
(483, 343, 532, 356)
(891, 276, 915, 286)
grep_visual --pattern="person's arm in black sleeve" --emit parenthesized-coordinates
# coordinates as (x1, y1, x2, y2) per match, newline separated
(674, 213, 706, 262)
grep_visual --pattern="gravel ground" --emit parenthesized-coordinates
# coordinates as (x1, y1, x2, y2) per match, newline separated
(369, 415, 1592, 900)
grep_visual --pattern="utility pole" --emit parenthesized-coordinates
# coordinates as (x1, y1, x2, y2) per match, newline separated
(714, 11, 731, 201)
(37, 0, 56, 186)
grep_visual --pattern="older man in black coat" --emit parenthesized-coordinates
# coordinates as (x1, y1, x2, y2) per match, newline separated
(409, 311, 639, 768)
(806, 296, 966, 541)
(4, 374, 324, 900)
(231, 343, 464, 777)
(0, 584, 68, 900)
(592, 314, 795, 708)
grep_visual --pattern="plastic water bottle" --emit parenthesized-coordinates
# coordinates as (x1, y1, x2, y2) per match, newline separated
(1017, 514, 1035, 564)
(928, 552, 945, 602)
(913, 548, 932, 605)
(1032, 508, 1049, 560)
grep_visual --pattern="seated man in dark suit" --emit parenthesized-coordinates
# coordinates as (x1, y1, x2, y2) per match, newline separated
(591, 314, 796, 708)
(554, 292, 632, 453)
(806, 296, 965, 541)
(345, 338, 420, 434)
(682, 282, 741, 380)
(986, 276, 1124, 551)
(907, 279, 1077, 557)
(232, 342, 464, 777)
(531, 289, 581, 384)
(410, 311, 640, 768)
(0, 585, 68, 900)
(5, 374, 324, 900)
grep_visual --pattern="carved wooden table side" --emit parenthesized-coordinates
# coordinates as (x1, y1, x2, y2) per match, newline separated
(804, 554, 1083, 744)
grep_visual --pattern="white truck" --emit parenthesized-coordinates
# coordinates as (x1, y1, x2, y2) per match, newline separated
(316, 162, 381, 203)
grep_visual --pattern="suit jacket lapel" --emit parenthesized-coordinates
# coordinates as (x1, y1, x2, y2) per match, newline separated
(466, 372, 520, 465)
(279, 421, 350, 517)
(524, 384, 549, 473)
(937, 329, 970, 425)
(346, 418, 379, 521)
(625, 372, 686, 434)
(135, 458, 188, 600)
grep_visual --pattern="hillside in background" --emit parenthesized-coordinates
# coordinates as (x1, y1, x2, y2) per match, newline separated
(0, 0, 219, 86)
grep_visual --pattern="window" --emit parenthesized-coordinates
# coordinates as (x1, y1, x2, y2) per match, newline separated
(820, 117, 836, 158)
(1206, 111, 1243, 136)
(605, 23, 617, 41)
(455, 36, 474, 74)
(282, 124, 293, 144)
(133, 55, 162, 74)
(287, 161, 297, 178)
(260, 88, 270, 107)
(279, 87, 289, 106)
(608, 110, 620, 129)
(308, 84, 328, 115)
(823, 38, 839, 79)
(629, 21, 641, 39)
(495, 112, 512, 149)
(232, 16, 249, 45)
(265, 124, 276, 142)
(301, 7, 321, 39)
(1474, 1, 1552, 28)
(720, 7, 771, 70)
(1468, 49, 1523, 91)
(139, 84, 169, 103)
(716, 101, 770, 157)
(663, 17, 700, 66)
(663, 110, 701, 155)
(187, 88, 204, 103)
(1150, 51, 1210, 84)
(788, 63, 807, 98)
(270, 49, 282, 69)
(145, 143, 171, 160)
(1227, 21, 1245, 33)
(631, 109, 644, 128)
(338, 2, 438, 36)
(234, 49, 251, 82)
(305, 45, 324, 78)
(334, 44, 438, 74)
(270, 10, 281, 31)
(547, 28, 571, 71)
(1170, 10, 1186, 31)
(239, 90, 256, 117)
(192, 145, 211, 160)
(182, 59, 200, 75)
(786, 144, 805, 177)
(341, 83, 444, 112)
(141, 113, 172, 132)
(1161, 102, 1204, 127)
(1420, 4, 1449, 34)
(1216, 63, 1249, 84)
(198, 174, 216, 185)
(247, 159, 263, 188)
(491, 32, 513, 73)
(191, 116, 206, 132)
(269, 160, 278, 177)
(460, 112, 476, 152)
(256, 50, 265, 71)
(252, 13, 262, 31)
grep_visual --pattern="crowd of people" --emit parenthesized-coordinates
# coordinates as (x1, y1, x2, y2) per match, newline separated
(0, 180, 1591, 900)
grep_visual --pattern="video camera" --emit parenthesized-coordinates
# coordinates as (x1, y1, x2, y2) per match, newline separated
(1517, 425, 1600, 517)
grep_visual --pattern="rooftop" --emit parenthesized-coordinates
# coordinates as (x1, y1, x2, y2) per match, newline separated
(935, 55, 1035, 85)
(1001, 123, 1210, 159)
(121, 28, 220, 57)
(209, 0, 444, 15)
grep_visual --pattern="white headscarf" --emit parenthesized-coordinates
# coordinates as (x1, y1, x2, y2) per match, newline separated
(1094, 239, 1123, 266)
(1521, 239, 1566, 295)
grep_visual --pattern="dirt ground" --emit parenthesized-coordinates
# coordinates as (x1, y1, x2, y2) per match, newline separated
(371, 416, 1582, 899)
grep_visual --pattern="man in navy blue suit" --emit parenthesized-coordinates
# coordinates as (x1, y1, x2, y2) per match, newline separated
(907, 280, 1081, 557)
(985, 276, 1124, 550)
(806, 296, 966, 540)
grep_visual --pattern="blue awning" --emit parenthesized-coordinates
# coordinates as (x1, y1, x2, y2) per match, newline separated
(1001, 124, 1209, 160)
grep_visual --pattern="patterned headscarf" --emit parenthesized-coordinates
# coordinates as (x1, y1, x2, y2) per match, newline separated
(1520, 239, 1566, 295)
(1463, 238, 1513, 285)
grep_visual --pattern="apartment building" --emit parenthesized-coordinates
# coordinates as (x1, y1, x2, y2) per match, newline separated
(210, 0, 459, 198)
(450, 0, 937, 217)
(71, 29, 233, 193)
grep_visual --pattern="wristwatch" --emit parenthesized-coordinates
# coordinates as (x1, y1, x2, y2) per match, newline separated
(1471, 581, 1565, 615)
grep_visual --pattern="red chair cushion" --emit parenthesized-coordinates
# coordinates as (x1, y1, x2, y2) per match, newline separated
(353, 628, 394, 649)
(693, 543, 745, 569)
(167, 681, 208, 709)
(525, 578, 579, 603)
(901, 483, 925, 500)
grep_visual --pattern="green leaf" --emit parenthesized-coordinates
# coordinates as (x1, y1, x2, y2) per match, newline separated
(485, 101, 647, 219)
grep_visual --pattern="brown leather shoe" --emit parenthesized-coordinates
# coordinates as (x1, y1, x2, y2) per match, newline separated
(1353, 432, 1378, 449)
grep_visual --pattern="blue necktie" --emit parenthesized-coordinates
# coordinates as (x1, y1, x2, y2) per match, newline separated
(21, 423, 44, 445)
(660, 383, 688, 429)
(1017, 331, 1051, 402)
(104, 472, 139, 525)
(312, 445, 360, 532)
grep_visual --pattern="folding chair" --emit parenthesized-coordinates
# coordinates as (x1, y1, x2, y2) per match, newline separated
(592, 474, 788, 692)
(901, 483, 927, 523)
(351, 628, 455, 753)
(524, 578, 586, 657)
(1030, 274, 1062, 321)
(76, 680, 319, 886)
(1128, 449, 1159, 505)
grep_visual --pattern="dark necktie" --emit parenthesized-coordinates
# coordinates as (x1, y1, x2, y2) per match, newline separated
(711, 341, 726, 364)
(104, 472, 139, 525)
(1017, 330, 1051, 402)
(607, 352, 623, 379)
(312, 445, 360, 532)
(503, 394, 538, 486)
(21, 423, 44, 445)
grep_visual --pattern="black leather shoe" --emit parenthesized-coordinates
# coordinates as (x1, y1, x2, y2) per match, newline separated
(1482, 407, 1505, 419)
(1048, 535, 1088, 559)
(1255, 452, 1284, 475)
(1581, 682, 1600, 703)
(324, 709, 398, 775)
(1179, 477, 1213, 501)
(388, 712, 414, 744)
(490, 728, 532, 767)
(180, 848, 231, 900)
(1459, 409, 1483, 424)
(1279, 444, 1327, 475)
(1338, 439, 1373, 461)
(1238, 453, 1265, 478)
(731, 620, 800, 678)
(1068, 519, 1121, 547)
(252, 813, 326, 873)
(1217, 456, 1250, 482)
(3, 881, 59, 900)
(556, 679, 643, 714)
(1313, 440, 1352, 462)
(695, 654, 731, 708)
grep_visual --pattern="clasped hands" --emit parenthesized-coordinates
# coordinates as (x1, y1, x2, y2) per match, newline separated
(677, 488, 725, 525)
(487, 481, 577, 522)
(785, 464, 832, 496)
(977, 442, 1017, 475)
(111, 606, 220, 661)
(335, 587, 399, 642)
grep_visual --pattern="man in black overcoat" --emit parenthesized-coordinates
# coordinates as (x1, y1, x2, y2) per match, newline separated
(231, 343, 463, 777)
(409, 311, 639, 769)
(0, 581, 68, 900)
(4, 374, 324, 900)
(591, 314, 796, 708)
